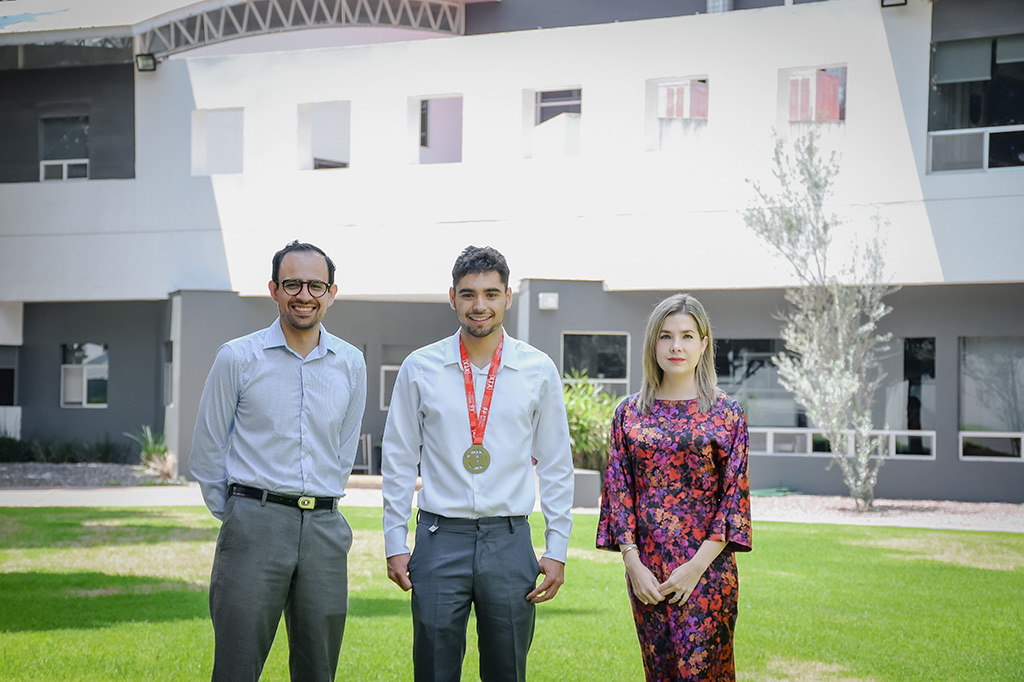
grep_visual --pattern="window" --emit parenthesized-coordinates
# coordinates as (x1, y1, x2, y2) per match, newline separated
(536, 89, 581, 124)
(562, 333, 629, 396)
(380, 344, 414, 411)
(530, 88, 582, 158)
(192, 108, 243, 175)
(0, 345, 15, 407)
(298, 101, 351, 170)
(40, 116, 89, 181)
(162, 341, 173, 408)
(715, 339, 806, 429)
(61, 343, 108, 408)
(647, 77, 709, 151)
(788, 67, 846, 123)
(960, 337, 1024, 460)
(928, 34, 1024, 172)
(878, 338, 936, 457)
(416, 96, 463, 164)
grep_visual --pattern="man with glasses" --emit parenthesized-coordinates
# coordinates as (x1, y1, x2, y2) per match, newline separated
(191, 240, 367, 682)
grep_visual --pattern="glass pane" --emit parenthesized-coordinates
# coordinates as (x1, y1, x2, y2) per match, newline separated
(41, 117, 89, 160)
(539, 89, 581, 103)
(960, 337, 1024, 433)
(716, 339, 805, 427)
(931, 132, 984, 171)
(989, 130, 1024, 168)
(42, 164, 64, 180)
(67, 162, 88, 179)
(563, 334, 627, 380)
(62, 343, 108, 365)
(962, 436, 1022, 459)
(995, 34, 1024, 64)
(537, 104, 581, 123)
(772, 432, 808, 454)
(748, 431, 768, 452)
(85, 365, 108, 405)
(62, 366, 84, 406)
(895, 434, 933, 456)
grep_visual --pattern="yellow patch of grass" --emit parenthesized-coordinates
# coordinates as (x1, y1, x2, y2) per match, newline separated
(744, 657, 879, 682)
(850, 534, 1024, 571)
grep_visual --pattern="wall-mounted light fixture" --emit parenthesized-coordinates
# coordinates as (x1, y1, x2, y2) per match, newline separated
(880, 0, 908, 7)
(135, 54, 157, 72)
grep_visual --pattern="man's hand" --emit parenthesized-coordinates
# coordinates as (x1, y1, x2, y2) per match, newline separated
(526, 557, 565, 603)
(387, 553, 412, 591)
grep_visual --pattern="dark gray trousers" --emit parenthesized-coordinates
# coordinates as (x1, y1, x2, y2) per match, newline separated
(408, 511, 540, 682)
(209, 494, 352, 682)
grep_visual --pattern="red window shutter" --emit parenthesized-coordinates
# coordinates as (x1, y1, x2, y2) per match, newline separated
(816, 71, 840, 121)
(691, 81, 709, 119)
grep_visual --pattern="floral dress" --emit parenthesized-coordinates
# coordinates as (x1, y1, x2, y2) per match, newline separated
(596, 393, 752, 682)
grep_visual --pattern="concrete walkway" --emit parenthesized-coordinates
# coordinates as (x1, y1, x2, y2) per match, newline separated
(0, 476, 386, 509)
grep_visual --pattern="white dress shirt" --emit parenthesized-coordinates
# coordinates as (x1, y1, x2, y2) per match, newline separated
(382, 329, 575, 563)
(190, 319, 367, 519)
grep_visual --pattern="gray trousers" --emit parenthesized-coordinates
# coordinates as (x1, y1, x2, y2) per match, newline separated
(209, 494, 352, 682)
(408, 511, 541, 682)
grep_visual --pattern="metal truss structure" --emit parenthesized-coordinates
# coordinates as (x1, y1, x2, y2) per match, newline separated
(135, 0, 464, 58)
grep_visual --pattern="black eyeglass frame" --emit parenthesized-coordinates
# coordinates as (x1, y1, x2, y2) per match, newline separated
(277, 279, 330, 297)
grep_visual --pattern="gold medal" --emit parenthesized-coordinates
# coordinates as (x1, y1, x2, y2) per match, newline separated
(463, 445, 491, 474)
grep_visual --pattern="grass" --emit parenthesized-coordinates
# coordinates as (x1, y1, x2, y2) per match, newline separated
(0, 507, 1022, 681)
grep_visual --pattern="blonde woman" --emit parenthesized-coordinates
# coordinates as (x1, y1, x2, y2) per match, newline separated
(597, 293, 752, 681)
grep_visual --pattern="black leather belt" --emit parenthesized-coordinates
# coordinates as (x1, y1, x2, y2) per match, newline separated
(229, 484, 337, 510)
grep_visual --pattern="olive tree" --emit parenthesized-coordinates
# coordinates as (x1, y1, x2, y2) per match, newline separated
(744, 132, 898, 510)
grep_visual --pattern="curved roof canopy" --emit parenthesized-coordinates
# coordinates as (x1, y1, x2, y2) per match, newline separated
(0, 0, 466, 57)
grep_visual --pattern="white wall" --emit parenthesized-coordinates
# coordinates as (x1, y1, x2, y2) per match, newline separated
(2, 0, 1021, 304)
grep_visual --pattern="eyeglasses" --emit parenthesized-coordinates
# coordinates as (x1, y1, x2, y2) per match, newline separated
(278, 279, 329, 297)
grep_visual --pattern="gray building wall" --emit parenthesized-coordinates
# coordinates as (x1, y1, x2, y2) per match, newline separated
(18, 300, 167, 446)
(520, 279, 1024, 503)
(0, 64, 135, 183)
(172, 291, 472, 478)
(465, 0, 788, 34)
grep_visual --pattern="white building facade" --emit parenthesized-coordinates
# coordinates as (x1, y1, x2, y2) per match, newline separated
(1, 0, 1022, 501)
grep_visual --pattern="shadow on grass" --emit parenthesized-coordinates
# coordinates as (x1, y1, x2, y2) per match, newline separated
(0, 508, 219, 551)
(0, 571, 209, 632)
(348, 597, 414, 618)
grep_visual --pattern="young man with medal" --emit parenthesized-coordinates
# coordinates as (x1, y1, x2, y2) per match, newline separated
(381, 245, 575, 682)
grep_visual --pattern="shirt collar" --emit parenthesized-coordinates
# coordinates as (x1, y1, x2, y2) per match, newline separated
(443, 328, 519, 371)
(265, 318, 334, 359)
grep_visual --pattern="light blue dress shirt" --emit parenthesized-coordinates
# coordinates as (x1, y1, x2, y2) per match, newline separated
(190, 319, 367, 519)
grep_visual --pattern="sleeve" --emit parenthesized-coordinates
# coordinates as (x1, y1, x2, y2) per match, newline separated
(337, 353, 368, 489)
(189, 344, 239, 520)
(380, 357, 422, 558)
(531, 360, 575, 563)
(595, 399, 637, 551)
(707, 398, 753, 553)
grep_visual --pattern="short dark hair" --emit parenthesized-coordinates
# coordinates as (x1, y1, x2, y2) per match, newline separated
(451, 245, 509, 289)
(272, 240, 336, 285)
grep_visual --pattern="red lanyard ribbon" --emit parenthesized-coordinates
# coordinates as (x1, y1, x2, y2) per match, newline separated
(459, 334, 503, 447)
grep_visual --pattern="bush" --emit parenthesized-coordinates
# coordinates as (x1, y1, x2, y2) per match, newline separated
(0, 435, 134, 464)
(123, 426, 177, 481)
(0, 436, 40, 463)
(563, 370, 619, 471)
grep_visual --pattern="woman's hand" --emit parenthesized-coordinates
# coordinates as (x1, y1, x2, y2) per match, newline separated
(658, 539, 727, 605)
(623, 552, 664, 605)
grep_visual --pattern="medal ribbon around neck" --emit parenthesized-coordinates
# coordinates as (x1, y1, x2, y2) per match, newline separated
(459, 333, 503, 474)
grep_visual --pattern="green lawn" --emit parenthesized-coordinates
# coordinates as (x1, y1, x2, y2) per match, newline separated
(0, 506, 1021, 681)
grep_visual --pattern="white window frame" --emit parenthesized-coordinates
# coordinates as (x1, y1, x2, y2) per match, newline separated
(748, 427, 937, 461)
(60, 363, 108, 409)
(379, 364, 401, 411)
(656, 78, 709, 121)
(560, 331, 630, 396)
(958, 431, 1024, 462)
(928, 124, 1024, 173)
(40, 158, 89, 181)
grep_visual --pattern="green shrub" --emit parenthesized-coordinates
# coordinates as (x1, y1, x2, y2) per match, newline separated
(563, 370, 619, 471)
(0, 436, 40, 463)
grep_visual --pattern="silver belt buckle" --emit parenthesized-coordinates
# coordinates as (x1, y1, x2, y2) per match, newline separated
(297, 496, 316, 510)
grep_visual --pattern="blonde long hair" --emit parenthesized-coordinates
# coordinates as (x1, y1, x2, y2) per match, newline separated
(638, 293, 718, 414)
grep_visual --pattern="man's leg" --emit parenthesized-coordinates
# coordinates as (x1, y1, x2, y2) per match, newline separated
(408, 515, 476, 682)
(285, 507, 352, 682)
(473, 517, 540, 682)
(209, 497, 298, 682)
